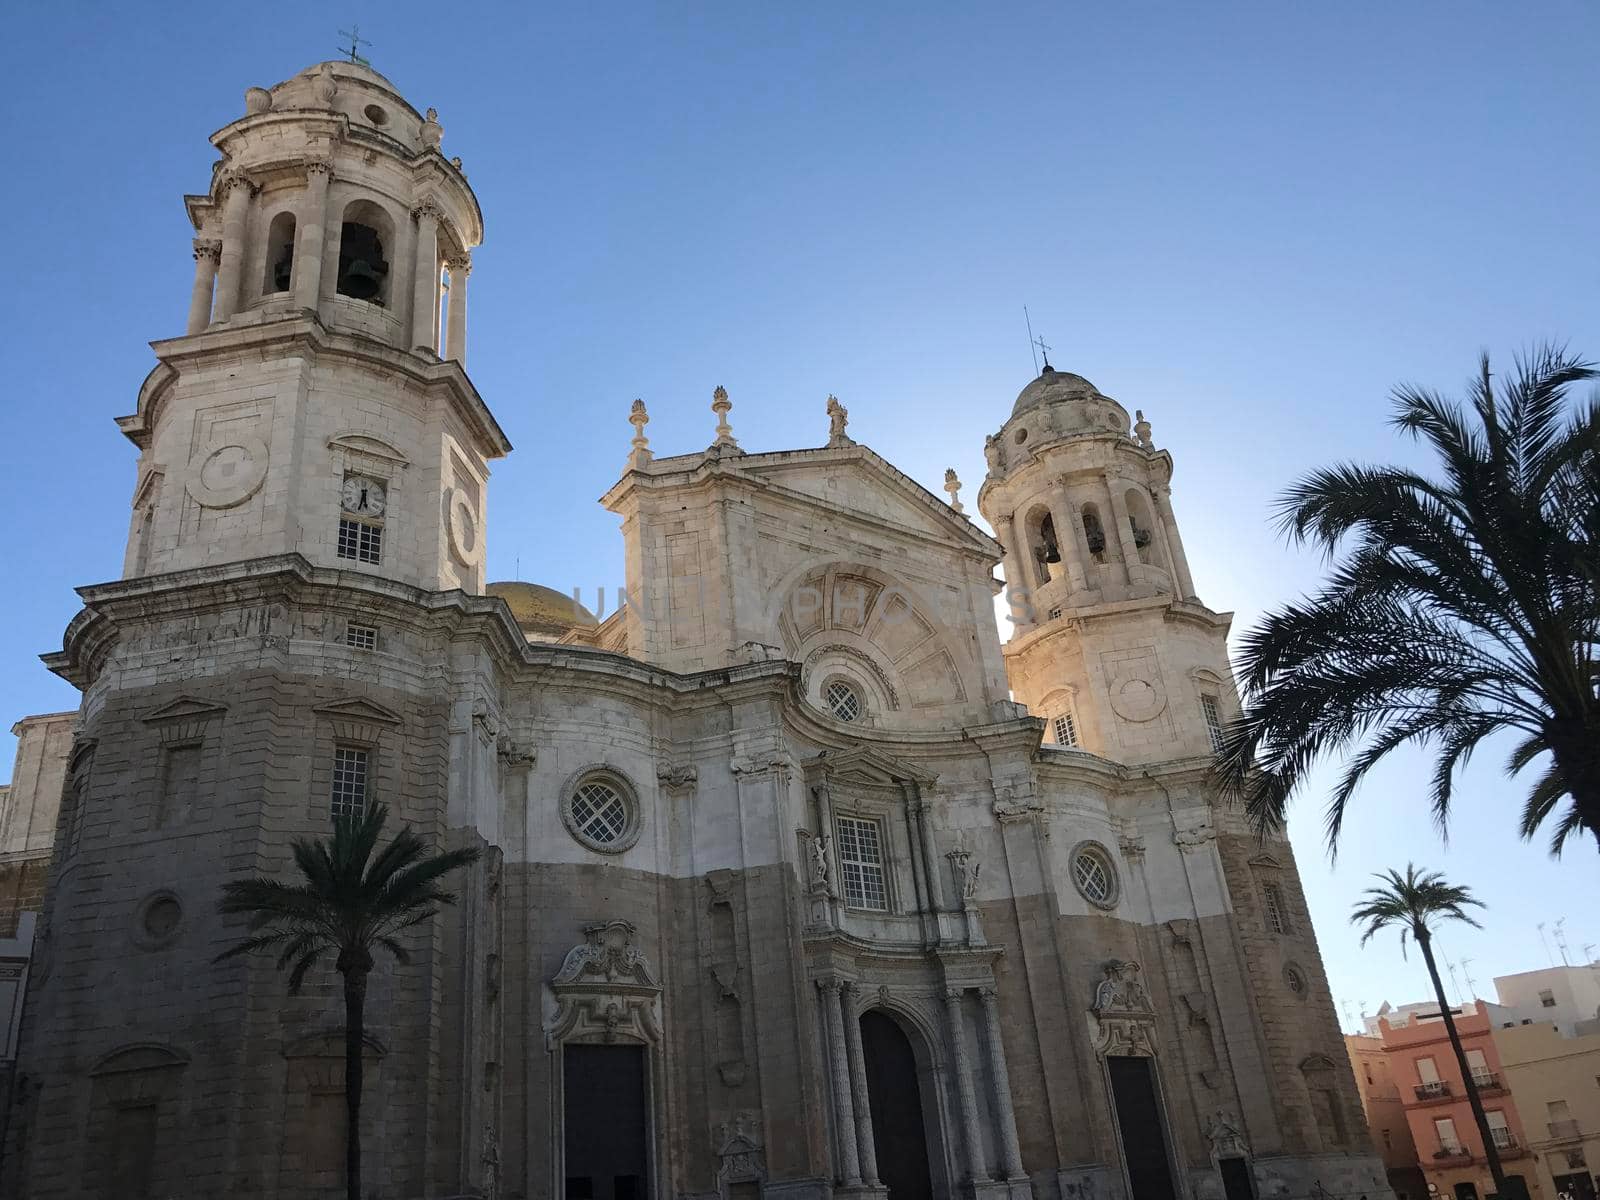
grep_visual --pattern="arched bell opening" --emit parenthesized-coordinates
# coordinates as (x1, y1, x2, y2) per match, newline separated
(1123, 487, 1158, 566)
(1081, 503, 1109, 564)
(262, 210, 296, 295)
(336, 200, 395, 306)
(859, 1007, 948, 1200)
(1022, 503, 1059, 587)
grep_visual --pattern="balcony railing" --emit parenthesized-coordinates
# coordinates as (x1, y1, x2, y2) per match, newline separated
(1470, 1069, 1501, 1090)
(1489, 1131, 1520, 1153)
(1433, 1145, 1472, 1164)
(1549, 1119, 1582, 1141)
(1415, 1080, 1453, 1101)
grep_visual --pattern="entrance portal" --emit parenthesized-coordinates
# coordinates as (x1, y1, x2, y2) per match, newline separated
(1108, 1056, 1178, 1200)
(861, 1010, 934, 1200)
(564, 1044, 649, 1200)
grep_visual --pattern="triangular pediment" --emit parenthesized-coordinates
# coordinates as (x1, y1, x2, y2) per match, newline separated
(311, 697, 403, 726)
(1247, 853, 1283, 870)
(735, 446, 999, 558)
(141, 696, 228, 725)
(805, 745, 938, 788)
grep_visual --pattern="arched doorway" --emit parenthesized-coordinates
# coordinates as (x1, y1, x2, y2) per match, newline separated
(860, 1010, 935, 1200)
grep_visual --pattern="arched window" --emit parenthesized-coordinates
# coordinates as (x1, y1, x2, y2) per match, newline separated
(336, 200, 394, 306)
(263, 210, 296, 294)
(1124, 488, 1157, 565)
(1024, 504, 1058, 585)
(1081, 504, 1107, 564)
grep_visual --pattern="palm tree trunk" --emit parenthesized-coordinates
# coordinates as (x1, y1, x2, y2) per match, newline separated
(343, 965, 367, 1200)
(1418, 934, 1509, 1196)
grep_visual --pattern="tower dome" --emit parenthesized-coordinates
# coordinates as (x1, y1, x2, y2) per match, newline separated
(1010, 365, 1102, 416)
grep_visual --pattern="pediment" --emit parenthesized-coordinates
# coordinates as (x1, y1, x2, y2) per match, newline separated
(312, 697, 404, 726)
(738, 447, 999, 558)
(1247, 853, 1283, 870)
(327, 432, 411, 467)
(1299, 1053, 1338, 1073)
(805, 745, 938, 788)
(142, 696, 228, 725)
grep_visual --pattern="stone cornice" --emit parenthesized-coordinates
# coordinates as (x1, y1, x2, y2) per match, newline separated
(118, 314, 509, 458)
(1000, 594, 1232, 660)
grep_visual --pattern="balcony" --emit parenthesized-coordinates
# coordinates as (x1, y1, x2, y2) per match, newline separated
(1433, 1146, 1473, 1166)
(1470, 1070, 1505, 1094)
(1414, 1080, 1454, 1102)
(1548, 1119, 1582, 1142)
(1489, 1132, 1527, 1159)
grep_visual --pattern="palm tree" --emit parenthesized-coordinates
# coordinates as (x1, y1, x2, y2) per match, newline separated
(1351, 866, 1508, 1195)
(1213, 346, 1600, 856)
(214, 803, 480, 1200)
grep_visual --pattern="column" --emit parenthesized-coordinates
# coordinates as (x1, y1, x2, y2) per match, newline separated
(979, 987, 1026, 1180)
(1153, 484, 1197, 599)
(1047, 481, 1087, 592)
(943, 987, 991, 1183)
(411, 202, 441, 354)
(445, 254, 471, 366)
(820, 979, 863, 1186)
(211, 174, 254, 322)
(1105, 478, 1145, 584)
(913, 785, 945, 914)
(992, 515, 1034, 630)
(293, 161, 333, 312)
(185, 240, 221, 334)
(840, 984, 881, 1186)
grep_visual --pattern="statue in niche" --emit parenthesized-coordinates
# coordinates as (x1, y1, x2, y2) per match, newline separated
(810, 834, 831, 887)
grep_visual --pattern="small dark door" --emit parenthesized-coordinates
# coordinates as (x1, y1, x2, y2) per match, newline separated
(1455, 1183, 1479, 1200)
(1555, 1173, 1597, 1200)
(564, 1044, 649, 1200)
(1108, 1056, 1178, 1200)
(861, 1011, 934, 1200)
(1219, 1156, 1254, 1200)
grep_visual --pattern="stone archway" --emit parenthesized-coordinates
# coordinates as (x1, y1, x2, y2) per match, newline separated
(860, 1009, 937, 1200)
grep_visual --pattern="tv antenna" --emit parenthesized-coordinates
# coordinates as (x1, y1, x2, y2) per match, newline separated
(338, 24, 372, 66)
(1444, 957, 1463, 1006)
(1538, 922, 1557, 967)
(1585, 943, 1597, 966)
(1553, 918, 1572, 966)
(1461, 958, 1478, 1002)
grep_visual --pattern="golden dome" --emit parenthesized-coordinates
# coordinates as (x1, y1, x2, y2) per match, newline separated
(486, 582, 598, 642)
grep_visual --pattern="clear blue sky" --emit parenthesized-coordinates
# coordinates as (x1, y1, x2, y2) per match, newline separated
(3, 1, 1596, 1022)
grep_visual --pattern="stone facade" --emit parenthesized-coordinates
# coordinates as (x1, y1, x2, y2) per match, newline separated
(2, 60, 1382, 1200)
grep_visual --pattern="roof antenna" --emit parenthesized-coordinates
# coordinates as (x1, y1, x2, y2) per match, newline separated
(337, 24, 372, 66)
(1024, 306, 1039, 373)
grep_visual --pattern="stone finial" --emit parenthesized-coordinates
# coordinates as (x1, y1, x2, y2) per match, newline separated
(943, 468, 965, 514)
(628, 399, 652, 468)
(984, 433, 1003, 474)
(1134, 409, 1153, 449)
(313, 63, 338, 105)
(710, 386, 741, 453)
(826, 395, 852, 447)
(245, 86, 273, 115)
(450, 156, 465, 174)
(422, 107, 443, 149)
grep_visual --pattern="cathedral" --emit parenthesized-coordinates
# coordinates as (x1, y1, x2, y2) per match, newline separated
(0, 59, 1383, 1200)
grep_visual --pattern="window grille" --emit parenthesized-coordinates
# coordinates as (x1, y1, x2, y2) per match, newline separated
(1072, 849, 1113, 904)
(1047, 606, 1062, 620)
(330, 747, 369, 820)
(337, 518, 383, 565)
(835, 816, 887, 911)
(1263, 882, 1291, 934)
(346, 623, 378, 650)
(1053, 712, 1079, 747)
(569, 779, 630, 847)
(1201, 694, 1226, 753)
(824, 680, 862, 723)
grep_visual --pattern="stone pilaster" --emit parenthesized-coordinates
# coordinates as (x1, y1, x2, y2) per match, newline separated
(186, 240, 221, 334)
(293, 160, 333, 312)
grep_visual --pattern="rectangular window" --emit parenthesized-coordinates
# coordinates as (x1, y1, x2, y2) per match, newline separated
(1047, 606, 1062, 620)
(1053, 712, 1079, 747)
(346, 623, 378, 650)
(1262, 882, 1291, 935)
(158, 743, 202, 826)
(834, 816, 888, 911)
(1201, 695, 1226, 753)
(1434, 1117, 1461, 1152)
(330, 747, 369, 820)
(337, 518, 382, 565)
(1539, 988, 1556, 1008)
(1382, 1128, 1392, 1149)
(1466, 1047, 1493, 1087)
(1417, 1056, 1440, 1083)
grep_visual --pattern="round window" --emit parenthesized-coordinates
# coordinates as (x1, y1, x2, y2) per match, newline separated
(824, 680, 862, 722)
(1284, 964, 1308, 996)
(562, 771, 640, 853)
(132, 890, 184, 949)
(1014, 428, 1029, 445)
(363, 103, 388, 126)
(1070, 842, 1118, 908)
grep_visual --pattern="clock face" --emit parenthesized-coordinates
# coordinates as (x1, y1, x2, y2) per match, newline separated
(342, 476, 387, 516)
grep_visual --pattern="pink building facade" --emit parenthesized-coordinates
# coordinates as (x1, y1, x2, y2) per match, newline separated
(1379, 1002, 1538, 1200)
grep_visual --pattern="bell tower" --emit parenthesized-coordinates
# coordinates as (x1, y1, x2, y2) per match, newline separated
(977, 365, 1237, 765)
(119, 60, 509, 593)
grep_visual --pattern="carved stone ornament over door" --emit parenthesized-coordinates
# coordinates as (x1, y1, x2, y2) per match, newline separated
(546, 919, 662, 1048)
(1090, 959, 1158, 1057)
